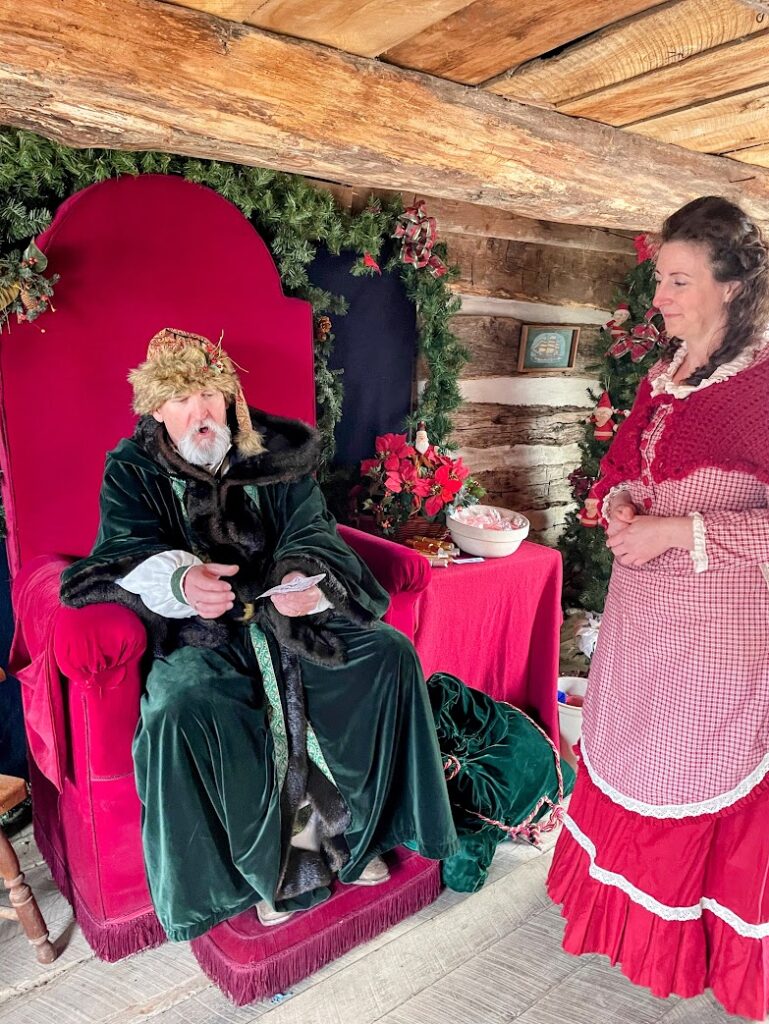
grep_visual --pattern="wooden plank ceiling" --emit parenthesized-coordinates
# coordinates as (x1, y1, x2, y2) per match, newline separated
(164, 0, 769, 168)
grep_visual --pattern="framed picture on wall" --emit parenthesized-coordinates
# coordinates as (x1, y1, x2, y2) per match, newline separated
(517, 325, 580, 372)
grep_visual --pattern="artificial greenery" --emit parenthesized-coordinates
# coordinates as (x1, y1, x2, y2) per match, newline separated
(0, 129, 466, 476)
(0, 239, 58, 326)
(558, 241, 667, 612)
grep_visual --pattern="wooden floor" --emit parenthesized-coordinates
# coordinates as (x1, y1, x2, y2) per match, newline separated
(0, 825, 748, 1024)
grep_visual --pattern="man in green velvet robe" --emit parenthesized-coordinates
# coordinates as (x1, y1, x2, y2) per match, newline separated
(61, 328, 458, 940)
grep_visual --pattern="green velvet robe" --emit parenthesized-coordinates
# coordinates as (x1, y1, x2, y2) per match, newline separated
(61, 408, 458, 941)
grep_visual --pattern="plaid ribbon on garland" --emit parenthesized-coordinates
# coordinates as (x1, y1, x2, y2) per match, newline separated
(393, 201, 447, 277)
(605, 305, 668, 362)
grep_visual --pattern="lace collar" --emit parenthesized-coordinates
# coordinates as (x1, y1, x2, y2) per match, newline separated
(650, 335, 769, 399)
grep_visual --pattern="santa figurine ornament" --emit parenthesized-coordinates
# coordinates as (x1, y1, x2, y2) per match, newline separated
(591, 392, 617, 443)
(414, 421, 430, 455)
(578, 484, 602, 528)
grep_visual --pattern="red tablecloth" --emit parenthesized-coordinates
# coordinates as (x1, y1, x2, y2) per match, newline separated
(412, 541, 563, 741)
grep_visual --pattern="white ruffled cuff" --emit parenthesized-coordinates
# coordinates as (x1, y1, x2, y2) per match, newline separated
(689, 512, 708, 573)
(600, 482, 633, 525)
(117, 550, 203, 618)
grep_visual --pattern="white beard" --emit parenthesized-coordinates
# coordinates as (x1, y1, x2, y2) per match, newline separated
(177, 418, 232, 470)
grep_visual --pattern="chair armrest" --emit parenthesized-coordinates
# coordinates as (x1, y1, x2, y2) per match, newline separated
(11, 556, 149, 784)
(338, 524, 431, 596)
(53, 603, 147, 780)
(53, 603, 147, 691)
(12, 555, 147, 690)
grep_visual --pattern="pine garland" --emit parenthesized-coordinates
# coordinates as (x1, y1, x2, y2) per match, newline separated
(0, 129, 465, 469)
(558, 240, 665, 612)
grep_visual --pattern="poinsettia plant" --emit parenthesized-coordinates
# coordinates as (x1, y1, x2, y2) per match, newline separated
(354, 431, 484, 535)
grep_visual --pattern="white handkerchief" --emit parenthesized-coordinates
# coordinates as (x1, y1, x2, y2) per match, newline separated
(258, 573, 326, 599)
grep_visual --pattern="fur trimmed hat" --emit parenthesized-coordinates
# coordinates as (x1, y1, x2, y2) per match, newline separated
(128, 328, 265, 455)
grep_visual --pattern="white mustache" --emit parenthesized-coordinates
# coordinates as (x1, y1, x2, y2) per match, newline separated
(178, 419, 231, 467)
(185, 418, 225, 441)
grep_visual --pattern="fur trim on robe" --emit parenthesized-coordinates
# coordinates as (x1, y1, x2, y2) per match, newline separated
(60, 405, 387, 664)
(59, 405, 392, 904)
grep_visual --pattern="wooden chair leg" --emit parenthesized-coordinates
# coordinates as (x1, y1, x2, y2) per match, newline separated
(0, 828, 57, 964)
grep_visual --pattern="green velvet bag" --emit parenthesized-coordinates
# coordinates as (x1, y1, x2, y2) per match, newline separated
(426, 672, 575, 893)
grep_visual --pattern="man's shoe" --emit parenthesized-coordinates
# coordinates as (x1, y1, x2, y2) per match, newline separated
(256, 900, 296, 927)
(256, 889, 331, 927)
(350, 855, 390, 886)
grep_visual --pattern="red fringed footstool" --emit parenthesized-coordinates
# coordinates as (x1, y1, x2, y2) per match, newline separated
(190, 849, 440, 1005)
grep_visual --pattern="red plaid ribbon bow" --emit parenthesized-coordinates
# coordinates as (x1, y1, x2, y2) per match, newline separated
(606, 305, 668, 362)
(393, 201, 447, 277)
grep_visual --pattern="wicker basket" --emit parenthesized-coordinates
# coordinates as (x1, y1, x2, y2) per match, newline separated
(393, 519, 448, 545)
(349, 515, 448, 545)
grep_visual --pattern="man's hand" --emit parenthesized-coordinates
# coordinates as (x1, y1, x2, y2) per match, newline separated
(607, 516, 693, 567)
(183, 563, 239, 618)
(270, 571, 323, 618)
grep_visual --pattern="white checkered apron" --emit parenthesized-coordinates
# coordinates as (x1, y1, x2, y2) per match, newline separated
(583, 403, 769, 814)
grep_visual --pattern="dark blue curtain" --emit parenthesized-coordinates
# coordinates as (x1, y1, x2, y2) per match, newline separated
(309, 247, 417, 466)
(0, 541, 27, 778)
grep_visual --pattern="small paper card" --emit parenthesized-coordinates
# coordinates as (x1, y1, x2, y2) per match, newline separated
(257, 573, 326, 599)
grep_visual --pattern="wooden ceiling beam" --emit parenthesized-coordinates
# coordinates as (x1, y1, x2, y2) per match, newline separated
(489, 0, 764, 108)
(162, 0, 477, 58)
(559, 30, 769, 127)
(381, 0, 666, 86)
(628, 83, 769, 153)
(727, 143, 769, 168)
(736, 0, 769, 12)
(3, 0, 769, 231)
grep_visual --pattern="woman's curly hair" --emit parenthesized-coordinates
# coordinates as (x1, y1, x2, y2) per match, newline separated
(660, 196, 769, 385)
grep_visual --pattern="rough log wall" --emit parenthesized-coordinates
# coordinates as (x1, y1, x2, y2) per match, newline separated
(447, 246, 628, 545)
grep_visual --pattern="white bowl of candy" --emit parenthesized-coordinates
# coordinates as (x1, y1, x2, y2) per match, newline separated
(446, 505, 529, 557)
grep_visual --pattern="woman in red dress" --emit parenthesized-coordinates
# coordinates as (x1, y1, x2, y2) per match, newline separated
(547, 196, 769, 1021)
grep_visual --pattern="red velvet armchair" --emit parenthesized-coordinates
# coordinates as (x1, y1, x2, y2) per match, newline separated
(2, 175, 430, 960)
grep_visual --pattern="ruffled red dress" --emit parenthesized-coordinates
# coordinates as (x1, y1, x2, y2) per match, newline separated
(548, 341, 769, 1021)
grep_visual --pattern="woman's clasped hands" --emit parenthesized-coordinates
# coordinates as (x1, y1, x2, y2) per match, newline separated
(605, 494, 693, 567)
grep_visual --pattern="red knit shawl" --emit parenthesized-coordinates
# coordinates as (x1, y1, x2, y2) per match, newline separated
(594, 351, 769, 504)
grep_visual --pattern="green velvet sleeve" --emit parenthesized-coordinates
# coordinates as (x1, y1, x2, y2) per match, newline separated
(263, 475, 390, 623)
(60, 449, 187, 606)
